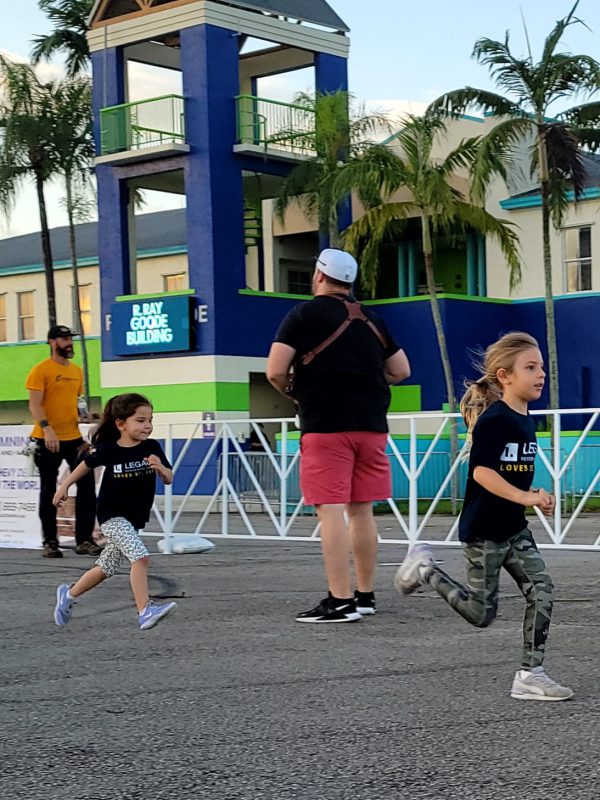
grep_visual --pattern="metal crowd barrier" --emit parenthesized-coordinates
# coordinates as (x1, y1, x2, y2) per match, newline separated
(150, 409, 600, 551)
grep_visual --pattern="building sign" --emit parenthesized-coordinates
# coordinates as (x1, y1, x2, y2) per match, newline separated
(111, 295, 195, 356)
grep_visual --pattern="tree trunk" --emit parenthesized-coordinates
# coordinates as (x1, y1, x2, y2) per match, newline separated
(537, 133, 559, 411)
(422, 217, 456, 414)
(422, 215, 459, 512)
(66, 179, 91, 406)
(35, 172, 56, 328)
(540, 181, 560, 410)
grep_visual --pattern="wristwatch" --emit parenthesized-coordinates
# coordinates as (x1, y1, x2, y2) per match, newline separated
(40, 419, 50, 428)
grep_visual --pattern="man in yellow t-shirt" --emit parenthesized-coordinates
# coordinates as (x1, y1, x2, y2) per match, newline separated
(26, 325, 100, 558)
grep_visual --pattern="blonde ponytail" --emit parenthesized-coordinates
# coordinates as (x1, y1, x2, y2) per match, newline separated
(459, 331, 539, 457)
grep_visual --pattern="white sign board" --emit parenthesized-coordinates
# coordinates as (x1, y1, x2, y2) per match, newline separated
(0, 426, 41, 549)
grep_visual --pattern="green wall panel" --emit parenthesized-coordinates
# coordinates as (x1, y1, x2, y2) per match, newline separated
(389, 385, 421, 412)
(99, 382, 250, 413)
(0, 338, 101, 402)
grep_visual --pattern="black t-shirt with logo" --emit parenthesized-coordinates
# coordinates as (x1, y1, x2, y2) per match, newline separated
(85, 439, 172, 530)
(459, 401, 538, 543)
(274, 295, 401, 433)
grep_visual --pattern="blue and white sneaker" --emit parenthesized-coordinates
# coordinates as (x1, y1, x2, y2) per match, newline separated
(138, 600, 177, 630)
(54, 583, 75, 626)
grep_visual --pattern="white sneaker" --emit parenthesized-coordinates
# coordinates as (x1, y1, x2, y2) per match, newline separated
(393, 544, 434, 595)
(511, 667, 574, 701)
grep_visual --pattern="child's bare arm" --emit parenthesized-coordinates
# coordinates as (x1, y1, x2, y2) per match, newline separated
(146, 455, 173, 485)
(53, 462, 92, 506)
(473, 466, 553, 512)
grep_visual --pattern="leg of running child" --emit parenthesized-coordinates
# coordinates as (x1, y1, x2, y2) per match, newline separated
(403, 539, 507, 627)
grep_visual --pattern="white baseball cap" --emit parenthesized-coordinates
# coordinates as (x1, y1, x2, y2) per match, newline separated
(316, 248, 358, 283)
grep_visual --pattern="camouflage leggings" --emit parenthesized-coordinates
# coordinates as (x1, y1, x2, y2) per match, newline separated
(422, 529, 553, 668)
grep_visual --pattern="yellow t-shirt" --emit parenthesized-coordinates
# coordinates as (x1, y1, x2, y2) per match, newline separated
(26, 358, 83, 441)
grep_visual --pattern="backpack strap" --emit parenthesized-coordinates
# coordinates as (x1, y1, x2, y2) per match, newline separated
(301, 298, 387, 366)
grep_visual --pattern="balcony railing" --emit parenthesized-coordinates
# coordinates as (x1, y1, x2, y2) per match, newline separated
(100, 94, 186, 156)
(236, 94, 316, 156)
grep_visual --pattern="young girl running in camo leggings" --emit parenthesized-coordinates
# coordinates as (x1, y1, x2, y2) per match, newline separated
(395, 332, 573, 701)
(52, 393, 177, 631)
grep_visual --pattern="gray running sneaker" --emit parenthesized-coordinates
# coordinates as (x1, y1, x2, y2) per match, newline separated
(394, 544, 434, 595)
(511, 667, 574, 701)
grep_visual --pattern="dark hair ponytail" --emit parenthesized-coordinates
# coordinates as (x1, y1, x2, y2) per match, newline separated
(91, 393, 152, 445)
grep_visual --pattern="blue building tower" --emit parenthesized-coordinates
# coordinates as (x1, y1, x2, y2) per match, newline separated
(87, 0, 350, 421)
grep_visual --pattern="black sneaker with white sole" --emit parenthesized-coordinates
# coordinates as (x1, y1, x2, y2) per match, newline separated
(354, 590, 376, 615)
(295, 596, 362, 623)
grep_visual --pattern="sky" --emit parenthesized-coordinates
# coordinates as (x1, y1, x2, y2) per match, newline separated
(2, 0, 600, 238)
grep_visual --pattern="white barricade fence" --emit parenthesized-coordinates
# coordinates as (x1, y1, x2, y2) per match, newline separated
(151, 408, 600, 552)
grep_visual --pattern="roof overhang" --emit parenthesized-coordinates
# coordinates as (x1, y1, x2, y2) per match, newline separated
(88, 0, 349, 59)
(89, 0, 348, 32)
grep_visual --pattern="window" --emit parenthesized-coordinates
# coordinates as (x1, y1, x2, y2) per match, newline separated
(163, 273, 186, 292)
(72, 284, 92, 335)
(564, 226, 592, 292)
(0, 294, 6, 342)
(17, 291, 35, 341)
(287, 269, 311, 295)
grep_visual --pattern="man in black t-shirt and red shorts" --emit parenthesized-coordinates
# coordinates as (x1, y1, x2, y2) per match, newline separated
(267, 248, 411, 622)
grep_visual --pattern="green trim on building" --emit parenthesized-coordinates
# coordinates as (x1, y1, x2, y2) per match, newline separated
(0, 245, 188, 278)
(500, 186, 600, 210)
(239, 288, 312, 300)
(363, 294, 512, 305)
(115, 289, 195, 301)
(389, 385, 421, 412)
(99, 381, 250, 412)
(239, 288, 513, 304)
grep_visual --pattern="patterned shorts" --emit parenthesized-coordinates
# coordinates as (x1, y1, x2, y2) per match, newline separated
(95, 517, 150, 578)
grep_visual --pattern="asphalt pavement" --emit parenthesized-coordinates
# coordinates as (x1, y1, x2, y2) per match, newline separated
(1, 536, 599, 800)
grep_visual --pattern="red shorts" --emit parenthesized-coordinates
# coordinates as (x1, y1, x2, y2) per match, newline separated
(300, 432, 391, 505)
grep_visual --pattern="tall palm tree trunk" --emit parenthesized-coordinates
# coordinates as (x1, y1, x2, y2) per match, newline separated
(35, 171, 57, 328)
(540, 181, 560, 410)
(422, 214, 459, 512)
(66, 179, 90, 405)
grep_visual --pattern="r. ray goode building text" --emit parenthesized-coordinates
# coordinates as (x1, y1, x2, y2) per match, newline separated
(126, 301, 173, 345)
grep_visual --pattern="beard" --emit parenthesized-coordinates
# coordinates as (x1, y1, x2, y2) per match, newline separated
(57, 345, 74, 359)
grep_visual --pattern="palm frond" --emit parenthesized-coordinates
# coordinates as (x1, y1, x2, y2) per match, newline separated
(31, 0, 92, 76)
(427, 87, 522, 119)
(451, 202, 522, 290)
(470, 117, 534, 203)
(539, 1, 584, 68)
(543, 122, 587, 198)
(560, 100, 600, 128)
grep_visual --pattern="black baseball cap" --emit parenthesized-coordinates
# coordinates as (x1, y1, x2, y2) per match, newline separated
(47, 325, 78, 340)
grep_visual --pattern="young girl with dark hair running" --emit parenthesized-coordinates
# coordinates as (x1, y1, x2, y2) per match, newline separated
(52, 393, 177, 630)
(395, 332, 573, 701)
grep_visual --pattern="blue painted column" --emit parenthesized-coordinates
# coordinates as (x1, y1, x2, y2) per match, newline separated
(315, 53, 349, 94)
(91, 49, 125, 155)
(397, 242, 408, 297)
(91, 47, 129, 361)
(408, 241, 418, 296)
(466, 233, 477, 296)
(477, 234, 487, 297)
(96, 168, 133, 361)
(180, 24, 245, 355)
(315, 53, 351, 244)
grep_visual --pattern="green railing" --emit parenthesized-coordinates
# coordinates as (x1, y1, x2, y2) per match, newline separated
(236, 95, 316, 155)
(100, 94, 186, 156)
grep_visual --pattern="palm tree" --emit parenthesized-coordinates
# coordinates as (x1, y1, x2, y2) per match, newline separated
(335, 114, 521, 416)
(275, 91, 391, 248)
(427, 1, 600, 410)
(31, 0, 93, 77)
(0, 56, 59, 327)
(50, 77, 95, 404)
